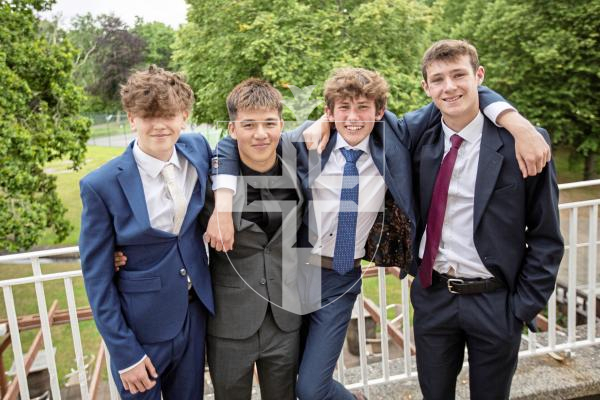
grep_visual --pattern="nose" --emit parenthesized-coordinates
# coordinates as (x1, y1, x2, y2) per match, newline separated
(443, 76, 457, 92)
(254, 122, 269, 139)
(348, 107, 360, 121)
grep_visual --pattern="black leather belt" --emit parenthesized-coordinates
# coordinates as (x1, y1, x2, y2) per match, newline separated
(308, 254, 362, 270)
(432, 271, 504, 295)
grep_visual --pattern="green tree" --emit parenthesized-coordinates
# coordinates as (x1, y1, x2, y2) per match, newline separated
(174, 0, 431, 124)
(461, 0, 600, 179)
(87, 15, 146, 110)
(0, 0, 90, 251)
(133, 18, 176, 69)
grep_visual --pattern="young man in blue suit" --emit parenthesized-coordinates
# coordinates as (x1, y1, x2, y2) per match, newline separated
(404, 40, 563, 399)
(207, 67, 539, 399)
(79, 66, 213, 399)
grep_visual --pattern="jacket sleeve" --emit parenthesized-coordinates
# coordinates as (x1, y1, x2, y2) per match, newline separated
(211, 136, 240, 177)
(390, 86, 512, 154)
(512, 128, 564, 323)
(79, 179, 146, 371)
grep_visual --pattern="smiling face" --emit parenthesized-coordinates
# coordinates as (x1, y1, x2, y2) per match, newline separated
(422, 54, 484, 132)
(228, 108, 283, 172)
(129, 112, 188, 161)
(326, 96, 384, 147)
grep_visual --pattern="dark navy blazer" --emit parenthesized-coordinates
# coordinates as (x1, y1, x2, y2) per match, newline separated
(393, 111, 564, 324)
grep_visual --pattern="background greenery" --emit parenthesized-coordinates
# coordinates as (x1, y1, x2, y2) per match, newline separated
(0, 0, 598, 388)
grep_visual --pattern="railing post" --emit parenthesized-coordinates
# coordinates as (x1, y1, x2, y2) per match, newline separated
(31, 257, 61, 400)
(2, 286, 30, 400)
(587, 204, 598, 342)
(64, 277, 90, 399)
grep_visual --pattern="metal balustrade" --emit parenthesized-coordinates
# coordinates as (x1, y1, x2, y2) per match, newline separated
(0, 180, 598, 399)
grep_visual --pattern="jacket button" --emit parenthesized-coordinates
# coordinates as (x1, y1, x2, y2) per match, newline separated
(179, 268, 187, 276)
(259, 278, 266, 285)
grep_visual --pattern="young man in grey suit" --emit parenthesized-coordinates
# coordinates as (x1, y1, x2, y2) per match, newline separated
(204, 79, 303, 400)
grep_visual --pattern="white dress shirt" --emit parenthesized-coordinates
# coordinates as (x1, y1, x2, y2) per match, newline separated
(309, 135, 386, 258)
(132, 140, 198, 233)
(120, 141, 198, 374)
(418, 112, 494, 279)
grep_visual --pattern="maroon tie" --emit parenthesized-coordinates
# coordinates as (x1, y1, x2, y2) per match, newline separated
(419, 134, 464, 288)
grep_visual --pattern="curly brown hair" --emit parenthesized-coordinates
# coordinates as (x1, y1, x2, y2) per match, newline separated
(323, 67, 389, 113)
(120, 65, 195, 118)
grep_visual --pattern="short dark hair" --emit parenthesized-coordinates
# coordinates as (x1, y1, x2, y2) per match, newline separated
(421, 39, 480, 81)
(226, 78, 283, 120)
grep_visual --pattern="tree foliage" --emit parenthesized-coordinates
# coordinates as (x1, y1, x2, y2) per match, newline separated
(133, 18, 176, 69)
(174, 0, 431, 123)
(0, 0, 90, 251)
(459, 0, 600, 179)
(86, 15, 146, 110)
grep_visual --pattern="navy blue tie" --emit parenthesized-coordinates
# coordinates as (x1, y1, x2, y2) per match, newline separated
(333, 148, 363, 275)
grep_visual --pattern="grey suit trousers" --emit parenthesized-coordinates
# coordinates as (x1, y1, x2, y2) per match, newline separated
(207, 306, 300, 400)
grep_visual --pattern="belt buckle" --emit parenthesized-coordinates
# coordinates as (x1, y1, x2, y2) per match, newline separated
(447, 278, 464, 294)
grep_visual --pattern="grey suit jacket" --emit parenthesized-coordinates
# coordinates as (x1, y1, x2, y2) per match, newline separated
(206, 155, 304, 339)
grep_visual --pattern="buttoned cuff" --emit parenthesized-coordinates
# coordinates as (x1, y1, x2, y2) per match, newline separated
(211, 175, 237, 193)
(118, 355, 147, 375)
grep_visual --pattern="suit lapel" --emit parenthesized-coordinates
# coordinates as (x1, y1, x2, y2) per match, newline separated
(419, 125, 444, 215)
(116, 145, 155, 232)
(473, 119, 504, 230)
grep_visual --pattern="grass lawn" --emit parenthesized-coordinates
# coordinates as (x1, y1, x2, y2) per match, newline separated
(362, 271, 413, 322)
(38, 146, 124, 247)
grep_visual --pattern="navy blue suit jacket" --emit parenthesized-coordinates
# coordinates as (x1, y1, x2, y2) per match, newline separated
(392, 112, 564, 324)
(79, 134, 214, 371)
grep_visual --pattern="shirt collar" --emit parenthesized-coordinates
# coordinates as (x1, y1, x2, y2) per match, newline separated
(133, 140, 180, 178)
(441, 111, 484, 144)
(334, 133, 371, 155)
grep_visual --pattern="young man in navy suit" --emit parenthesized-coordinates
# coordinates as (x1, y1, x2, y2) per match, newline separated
(79, 66, 213, 399)
(405, 40, 563, 399)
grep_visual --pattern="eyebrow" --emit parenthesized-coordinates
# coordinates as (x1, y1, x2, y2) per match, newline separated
(239, 118, 279, 122)
(429, 68, 470, 78)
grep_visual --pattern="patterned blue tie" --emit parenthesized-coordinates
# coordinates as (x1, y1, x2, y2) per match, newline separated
(333, 148, 363, 275)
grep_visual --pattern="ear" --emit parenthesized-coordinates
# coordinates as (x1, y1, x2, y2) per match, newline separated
(228, 121, 237, 140)
(476, 66, 485, 85)
(421, 80, 432, 98)
(375, 106, 385, 121)
(325, 106, 335, 122)
(127, 113, 136, 131)
(181, 111, 189, 128)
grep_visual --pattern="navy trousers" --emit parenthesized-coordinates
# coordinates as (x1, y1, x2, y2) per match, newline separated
(296, 267, 362, 400)
(111, 297, 207, 400)
(411, 274, 523, 400)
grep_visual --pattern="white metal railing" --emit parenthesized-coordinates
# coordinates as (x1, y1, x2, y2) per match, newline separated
(0, 179, 598, 399)
(0, 247, 118, 400)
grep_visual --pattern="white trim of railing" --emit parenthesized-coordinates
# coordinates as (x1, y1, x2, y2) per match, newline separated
(558, 178, 600, 190)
